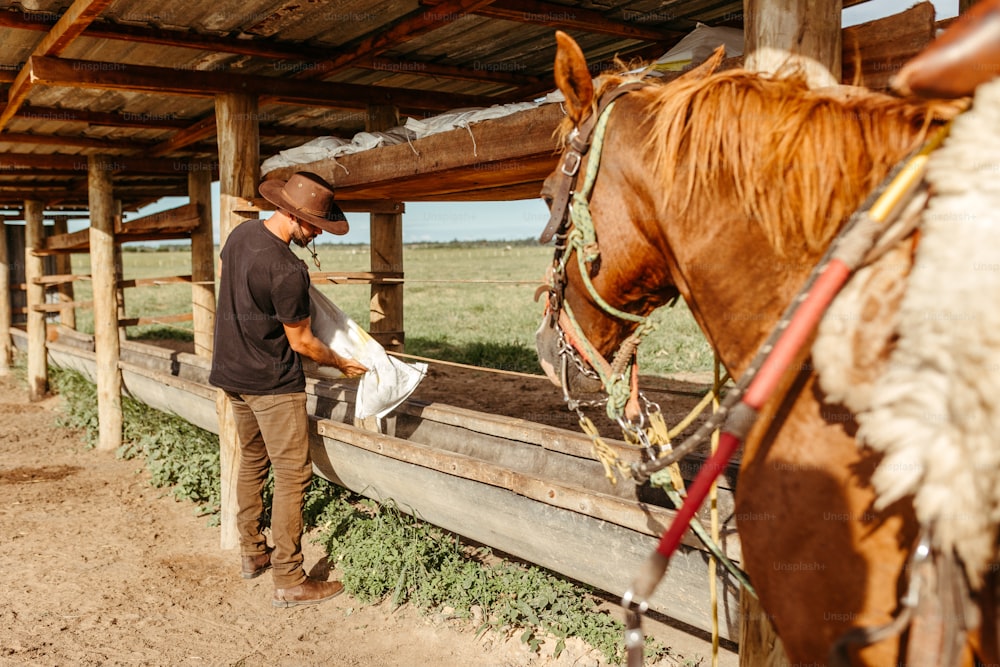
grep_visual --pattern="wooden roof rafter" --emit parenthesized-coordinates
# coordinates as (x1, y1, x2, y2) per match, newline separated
(0, 0, 116, 133)
(420, 0, 687, 42)
(27, 56, 500, 113)
(0, 152, 217, 175)
(287, 0, 503, 81)
(0, 0, 691, 188)
(1, 103, 337, 139)
(0, 131, 156, 152)
(0, 7, 541, 89)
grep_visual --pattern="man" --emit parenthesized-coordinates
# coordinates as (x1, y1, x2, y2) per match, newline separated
(210, 171, 367, 608)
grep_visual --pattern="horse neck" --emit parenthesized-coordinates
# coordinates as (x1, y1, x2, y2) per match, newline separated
(630, 79, 945, 377)
(662, 199, 818, 378)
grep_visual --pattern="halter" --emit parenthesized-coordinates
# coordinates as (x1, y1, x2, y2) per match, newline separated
(541, 81, 661, 428)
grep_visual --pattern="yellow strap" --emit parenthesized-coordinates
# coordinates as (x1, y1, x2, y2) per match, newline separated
(579, 415, 630, 484)
(709, 355, 722, 667)
(668, 370, 731, 440)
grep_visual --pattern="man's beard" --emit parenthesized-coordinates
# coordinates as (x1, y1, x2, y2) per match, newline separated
(290, 227, 313, 248)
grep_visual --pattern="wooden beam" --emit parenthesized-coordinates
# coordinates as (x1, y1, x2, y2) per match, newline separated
(30, 299, 93, 313)
(12, 104, 191, 129)
(744, 0, 842, 88)
(119, 276, 191, 288)
(24, 199, 47, 400)
(215, 91, 260, 551)
(1, 68, 39, 135)
(118, 312, 193, 327)
(739, 588, 790, 666)
(0, 0, 115, 132)
(32, 273, 91, 286)
(33, 0, 114, 57)
(149, 115, 217, 157)
(295, 0, 501, 79)
(244, 195, 404, 215)
(367, 102, 405, 353)
(0, 8, 542, 89)
(312, 271, 404, 285)
(50, 216, 76, 330)
(0, 153, 217, 178)
(0, 220, 9, 374)
(423, 0, 685, 41)
(0, 131, 154, 151)
(264, 102, 564, 202)
(27, 55, 498, 113)
(188, 165, 214, 360)
(88, 154, 122, 451)
(116, 202, 200, 235)
(360, 56, 542, 87)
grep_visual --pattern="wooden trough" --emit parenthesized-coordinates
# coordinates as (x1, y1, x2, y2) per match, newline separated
(12, 326, 743, 641)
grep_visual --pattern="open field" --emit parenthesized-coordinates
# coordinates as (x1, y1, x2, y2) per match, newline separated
(67, 242, 714, 376)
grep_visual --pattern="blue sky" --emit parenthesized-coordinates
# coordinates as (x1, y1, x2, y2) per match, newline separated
(115, 0, 957, 245)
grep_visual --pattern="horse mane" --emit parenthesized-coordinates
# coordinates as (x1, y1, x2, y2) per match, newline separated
(633, 68, 959, 255)
(552, 60, 960, 254)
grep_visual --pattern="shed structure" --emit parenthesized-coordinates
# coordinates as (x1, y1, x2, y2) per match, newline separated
(0, 0, 959, 662)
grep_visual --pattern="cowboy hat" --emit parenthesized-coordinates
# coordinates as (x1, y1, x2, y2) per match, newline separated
(259, 171, 349, 235)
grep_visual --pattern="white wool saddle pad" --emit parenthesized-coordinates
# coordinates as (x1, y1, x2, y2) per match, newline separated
(815, 77, 1000, 588)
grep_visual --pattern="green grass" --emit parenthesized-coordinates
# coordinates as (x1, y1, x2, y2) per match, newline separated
(68, 241, 713, 376)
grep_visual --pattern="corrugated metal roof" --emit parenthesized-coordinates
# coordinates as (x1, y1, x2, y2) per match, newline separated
(0, 0, 874, 211)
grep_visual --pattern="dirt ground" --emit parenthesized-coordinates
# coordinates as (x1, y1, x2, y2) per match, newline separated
(0, 364, 735, 667)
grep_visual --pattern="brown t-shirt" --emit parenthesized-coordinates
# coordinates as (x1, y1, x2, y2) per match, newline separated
(209, 219, 311, 394)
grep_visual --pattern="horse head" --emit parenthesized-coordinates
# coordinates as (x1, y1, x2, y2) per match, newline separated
(535, 31, 681, 415)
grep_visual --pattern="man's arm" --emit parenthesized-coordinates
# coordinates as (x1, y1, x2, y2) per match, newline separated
(283, 318, 368, 378)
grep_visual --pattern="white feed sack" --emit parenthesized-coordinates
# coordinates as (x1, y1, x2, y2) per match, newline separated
(303, 286, 427, 420)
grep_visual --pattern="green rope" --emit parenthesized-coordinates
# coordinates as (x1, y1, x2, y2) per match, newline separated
(556, 97, 656, 422)
(569, 100, 616, 260)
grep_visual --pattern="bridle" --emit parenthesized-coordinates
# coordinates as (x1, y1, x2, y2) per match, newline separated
(540, 77, 960, 667)
(539, 80, 669, 435)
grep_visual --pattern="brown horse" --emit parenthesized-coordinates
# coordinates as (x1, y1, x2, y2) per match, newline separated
(534, 32, 994, 665)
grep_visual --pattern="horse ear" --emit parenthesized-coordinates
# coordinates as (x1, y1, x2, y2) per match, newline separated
(676, 45, 726, 83)
(554, 30, 594, 126)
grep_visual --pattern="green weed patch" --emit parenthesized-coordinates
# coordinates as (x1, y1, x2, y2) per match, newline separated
(46, 365, 667, 663)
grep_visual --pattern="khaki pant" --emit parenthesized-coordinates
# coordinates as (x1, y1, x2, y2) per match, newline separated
(227, 391, 312, 588)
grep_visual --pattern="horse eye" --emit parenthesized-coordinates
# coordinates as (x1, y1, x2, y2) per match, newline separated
(542, 195, 553, 210)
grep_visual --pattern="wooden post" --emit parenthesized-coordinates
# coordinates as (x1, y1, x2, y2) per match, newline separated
(24, 200, 47, 400)
(739, 587, 791, 666)
(215, 92, 260, 550)
(52, 216, 76, 331)
(89, 155, 123, 452)
(189, 165, 215, 360)
(112, 230, 128, 343)
(0, 221, 9, 375)
(741, 1, 836, 658)
(367, 103, 404, 353)
(744, 0, 842, 88)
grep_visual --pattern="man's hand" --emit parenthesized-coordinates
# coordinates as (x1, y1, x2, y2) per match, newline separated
(284, 318, 368, 378)
(336, 356, 368, 378)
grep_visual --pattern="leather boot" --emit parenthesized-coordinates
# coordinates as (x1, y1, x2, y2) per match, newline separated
(272, 577, 345, 608)
(240, 547, 272, 580)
